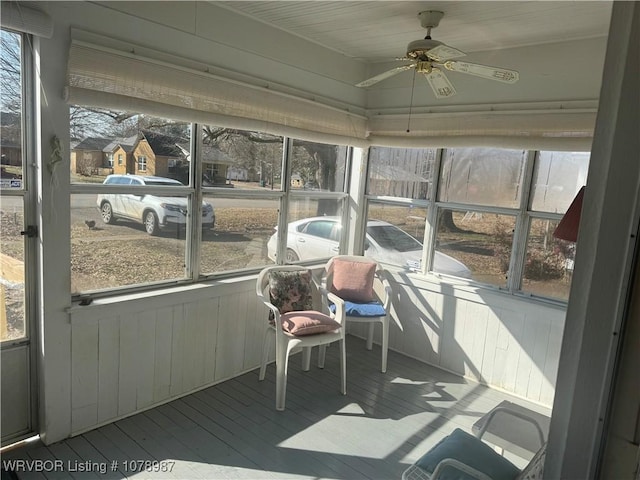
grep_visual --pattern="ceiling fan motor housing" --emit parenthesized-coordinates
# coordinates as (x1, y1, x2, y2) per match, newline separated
(406, 38, 443, 59)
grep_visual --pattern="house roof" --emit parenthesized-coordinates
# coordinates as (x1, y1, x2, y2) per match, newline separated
(73, 137, 113, 151)
(140, 130, 185, 157)
(201, 144, 234, 165)
(103, 135, 137, 154)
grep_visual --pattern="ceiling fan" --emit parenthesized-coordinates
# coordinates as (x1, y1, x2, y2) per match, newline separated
(355, 10, 520, 99)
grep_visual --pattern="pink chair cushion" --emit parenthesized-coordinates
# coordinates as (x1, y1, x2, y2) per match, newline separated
(330, 258, 376, 302)
(281, 311, 341, 336)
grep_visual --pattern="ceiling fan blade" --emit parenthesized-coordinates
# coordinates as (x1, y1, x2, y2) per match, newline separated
(424, 68, 456, 99)
(426, 44, 466, 62)
(356, 64, 415, 87)
(443, 61, 519, 84)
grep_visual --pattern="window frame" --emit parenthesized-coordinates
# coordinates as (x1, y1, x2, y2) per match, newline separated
(137, 155, 147, 172)
(69, 118, 352, 299)
(364, 146, 587, 303)
(66, 101, 584, 303)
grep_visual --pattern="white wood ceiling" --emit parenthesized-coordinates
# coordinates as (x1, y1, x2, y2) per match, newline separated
(216, 1, 612, 62)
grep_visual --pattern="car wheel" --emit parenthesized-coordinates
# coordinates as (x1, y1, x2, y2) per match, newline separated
(144, 211, 159, 235)
(285, 249, 299, 263)
(100, 202, 116, 224)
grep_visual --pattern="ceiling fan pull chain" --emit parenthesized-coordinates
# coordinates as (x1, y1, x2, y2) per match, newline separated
(407, 69, 417, 133)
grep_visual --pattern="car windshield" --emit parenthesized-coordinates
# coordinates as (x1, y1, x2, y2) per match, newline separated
(367, 225, 422, 252)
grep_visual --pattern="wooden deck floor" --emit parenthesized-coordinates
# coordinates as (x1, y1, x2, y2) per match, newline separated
(3, 336, 551, 479)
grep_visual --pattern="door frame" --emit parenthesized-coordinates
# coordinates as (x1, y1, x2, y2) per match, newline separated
(0, 27, 39, 446)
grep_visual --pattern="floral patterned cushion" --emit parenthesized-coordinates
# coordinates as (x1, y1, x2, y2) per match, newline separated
(268, 270, 313, 321)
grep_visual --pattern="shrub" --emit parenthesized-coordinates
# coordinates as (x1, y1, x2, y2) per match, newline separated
(524, 248, 566, 280)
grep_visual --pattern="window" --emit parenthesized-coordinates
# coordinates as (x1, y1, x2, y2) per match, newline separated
(107, 153, 114, 167)
(365, 146, 589, 301)
(435, 209, 515, 286)
(291, 139, 347, 193)
(530, 151, 589, 213)
(286, 197, 344, 263)
(137, 155, 147, 172)
(368, 147, 444, 273)
(366, 201, 429, 272)
(199, 126, 284, 276)
(439, 148, 526, 208)
(70, 108, 191, 294)
(67, 106, 587, 303)
(367, 147, 436, 199)
(0, 29, 26, 341)
(69, 109, 350, 295)
(522, 219, 574, 299)
(284, 139, 349, 264)
(520, 151, 589, 300)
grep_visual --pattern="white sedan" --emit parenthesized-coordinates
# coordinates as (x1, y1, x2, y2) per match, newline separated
(267, 217, 472, 279)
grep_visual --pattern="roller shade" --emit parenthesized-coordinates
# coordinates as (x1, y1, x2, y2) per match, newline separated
(1, 1, 53, 38)
(66, 34, 596, 151)
(367, 109, 596, 150)
(66, 40, 368, 145)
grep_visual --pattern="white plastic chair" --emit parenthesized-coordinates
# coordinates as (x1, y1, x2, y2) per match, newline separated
(322, 255, 394, 373)
(257, 265, 347, 411)
(402, 407, 547, 480)
(402, 443, 546, 480)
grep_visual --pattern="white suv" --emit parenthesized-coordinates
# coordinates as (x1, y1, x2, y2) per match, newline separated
(96, 174, 215, 235)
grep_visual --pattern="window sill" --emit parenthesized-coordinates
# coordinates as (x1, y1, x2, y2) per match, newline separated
(67, 274, 258, 323)
(385, 265, 568, 310)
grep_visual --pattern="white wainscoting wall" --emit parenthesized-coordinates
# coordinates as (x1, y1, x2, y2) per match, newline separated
(68, 277, 266, 435)
(348, 271, 566, 407)
(68, 271, 564, 435)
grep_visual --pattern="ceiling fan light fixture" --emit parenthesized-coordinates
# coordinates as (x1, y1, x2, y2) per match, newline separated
(415, 61, 433, 74)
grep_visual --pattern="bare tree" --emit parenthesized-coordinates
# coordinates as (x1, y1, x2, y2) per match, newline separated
(0, 30, 21, 115)
(1, 29, 22, 152)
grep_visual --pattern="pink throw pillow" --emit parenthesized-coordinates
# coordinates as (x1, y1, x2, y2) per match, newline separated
(330, 258, 376, 302)
(281, 311, 341, 336)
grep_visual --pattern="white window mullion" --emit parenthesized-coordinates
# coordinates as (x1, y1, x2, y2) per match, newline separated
(276, 137, 293, 264)
(345, 147, 368, 255)
(186, 123, 202, 280)
(423, 148, 444, 275)
(508, 150, 537, 292)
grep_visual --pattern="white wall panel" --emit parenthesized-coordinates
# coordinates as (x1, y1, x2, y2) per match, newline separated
(354, 273, 566, 407)
(97, 317, 119, 423)
(1, 346, 31, 443)
(136, 310, 156, 410)
(182, 302, 205, 392)
(169, 305, 185, 398)
(117, 316, 138, 416)
(69, 279, 259, 435)
(480, 308, 500, 385)
(243, 296, 266, 371)
(153, 307, 174, 402)
(70, 322, 98, 433)
(214, 292, 248, 381)
(202, 298, 220, 385)
(68, 273, 564, 435)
